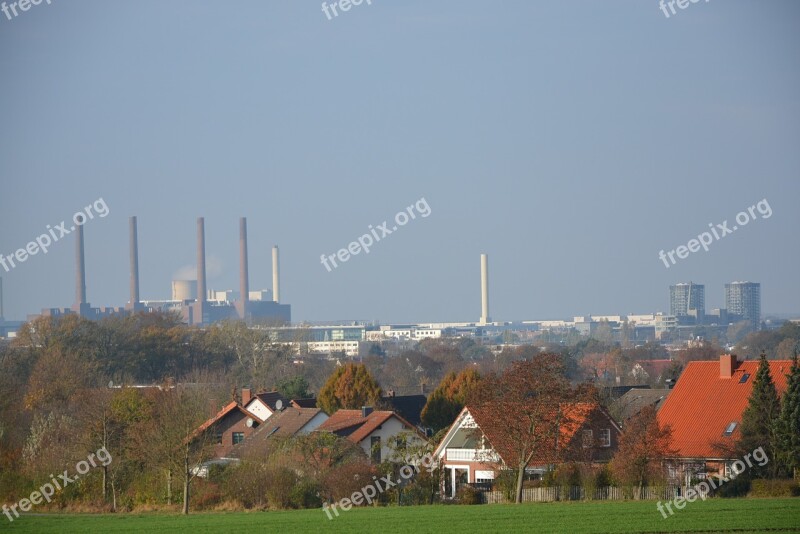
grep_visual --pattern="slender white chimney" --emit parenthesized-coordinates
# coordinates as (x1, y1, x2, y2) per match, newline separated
(480, 253, 491, 324)
(272, 245, 280, 303)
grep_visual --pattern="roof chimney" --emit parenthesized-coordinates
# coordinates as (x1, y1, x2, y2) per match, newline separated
(242, 388, 252, 405)
(361, 406, 373, 418)
(720, 354, 737, 379)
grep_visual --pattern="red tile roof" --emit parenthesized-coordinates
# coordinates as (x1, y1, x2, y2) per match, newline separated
(317, 409, 422, 444)
(657, 357, 791, 459)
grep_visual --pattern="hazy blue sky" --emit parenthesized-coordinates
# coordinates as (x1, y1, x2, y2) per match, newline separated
(1, 1, 798, 323)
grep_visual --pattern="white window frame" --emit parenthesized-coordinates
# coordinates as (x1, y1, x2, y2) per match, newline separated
(599, 428, 611, 448)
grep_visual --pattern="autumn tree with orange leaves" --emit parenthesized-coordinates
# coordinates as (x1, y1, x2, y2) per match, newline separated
(317, 363, 382, 414)
(468, 354, 590, 503)
(610, 405, 676, 498)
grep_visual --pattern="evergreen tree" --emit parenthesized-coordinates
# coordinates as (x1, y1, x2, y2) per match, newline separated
(775, 353, 800, 478)
(317, 363, 382, 414)
(738, 353, 781, 478)
(420, 369, 480, 433)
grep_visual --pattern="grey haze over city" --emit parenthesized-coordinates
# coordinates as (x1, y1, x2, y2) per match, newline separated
(1, 1, 798, 324)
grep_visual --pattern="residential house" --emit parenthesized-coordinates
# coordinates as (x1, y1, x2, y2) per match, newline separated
(630, 359, 674, 384)
(191, 401, 264, 460)
(317, 407, 426, 463)
(381, 391, 427, 429)
(610, 388, 669, 426)
(230, 405, 329, 458)
(434, 403, 621, 497)
(657, 354, 791, 484)
(242, 389, 291, 422)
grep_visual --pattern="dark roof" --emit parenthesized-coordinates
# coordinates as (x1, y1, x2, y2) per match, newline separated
(230, 406, 325, 458)
(291, 397, 318, 409)
(251, 391, 290, 411)
(382, 395, 427, 427)
(610, 388, 669, 423)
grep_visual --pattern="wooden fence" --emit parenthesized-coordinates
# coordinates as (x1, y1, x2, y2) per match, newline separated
(478, 485, 698, 504)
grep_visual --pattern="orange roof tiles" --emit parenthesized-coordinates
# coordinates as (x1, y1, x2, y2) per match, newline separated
(317, 409, 422, 445)
(657, 357, 791, 459)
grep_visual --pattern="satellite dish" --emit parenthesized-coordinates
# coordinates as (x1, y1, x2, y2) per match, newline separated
(246, 417, 254, 428)
(275, 399, 283, 411)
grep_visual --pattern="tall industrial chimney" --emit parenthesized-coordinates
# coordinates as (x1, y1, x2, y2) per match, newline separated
(127, 216, 141, 310)
(74, 224, 87, 310)
(272, 245, 280, 303)
(238, 217, 249, 320)
(480, 253, 491, 324)
(193, 217, 207, 324)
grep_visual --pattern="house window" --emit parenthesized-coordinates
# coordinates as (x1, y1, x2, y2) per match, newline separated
(232, 432, 245, 445)
(582, 430, 593, 448)
(724, 463, 732, 478)
(600, 429, 611, 448)
(371, 436, 381, 463)
(215, 432, 223, 445)
(723, 422, 737, 437)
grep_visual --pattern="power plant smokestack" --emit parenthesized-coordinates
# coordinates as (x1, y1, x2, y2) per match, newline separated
(193, 217, 207, 325)
(272, 245, 280, 303)
(480, 253, 491, 324)
(238, 217, 249, 320)
(127, 216, 140, 310)
(197, 217, 207, 301)
(75, 224, 87, 309)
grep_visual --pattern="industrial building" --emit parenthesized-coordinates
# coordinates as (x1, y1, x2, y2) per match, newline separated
(32, 216, 290, 327)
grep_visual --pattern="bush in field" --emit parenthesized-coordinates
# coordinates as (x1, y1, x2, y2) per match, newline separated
(321, 461, 377, 503)
(749, 479, 800, 497)
(290, 479, 322, 509)
(265, 465, 299, 509)
(221, 461, 271, 509)
(455, 485, 481, 504)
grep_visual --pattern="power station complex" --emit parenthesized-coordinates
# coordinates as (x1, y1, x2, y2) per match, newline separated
(35, 217, 290, 326)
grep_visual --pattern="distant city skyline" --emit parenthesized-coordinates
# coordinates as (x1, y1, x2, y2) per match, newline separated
(1, 2, 798, 323)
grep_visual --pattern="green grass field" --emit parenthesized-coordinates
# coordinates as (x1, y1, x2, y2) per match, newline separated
(4, 499, 800, 533)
